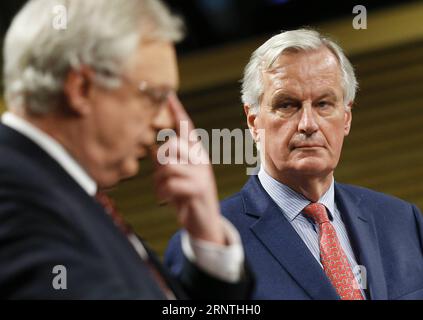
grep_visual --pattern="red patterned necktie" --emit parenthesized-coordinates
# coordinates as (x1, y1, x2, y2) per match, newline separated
(95, 191, 132, 235)
(95, 191, 175, 299)
(303, 203, 364, 300)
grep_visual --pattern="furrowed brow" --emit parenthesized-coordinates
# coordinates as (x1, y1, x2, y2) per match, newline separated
(271, 92, 301, 105)
(314, 91, 338, 102)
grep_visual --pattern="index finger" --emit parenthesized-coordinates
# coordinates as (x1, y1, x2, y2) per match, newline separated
(167, 92, 195, 135)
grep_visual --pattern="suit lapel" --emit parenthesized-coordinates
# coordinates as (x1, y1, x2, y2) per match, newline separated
(242, 177, 339, 300)
(335, 183, 388, 300)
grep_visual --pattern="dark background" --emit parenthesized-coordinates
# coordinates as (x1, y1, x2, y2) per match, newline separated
(0, 0, 419, 54)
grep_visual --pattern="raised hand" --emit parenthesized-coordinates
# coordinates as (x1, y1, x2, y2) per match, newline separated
(151, 93, 226, 245)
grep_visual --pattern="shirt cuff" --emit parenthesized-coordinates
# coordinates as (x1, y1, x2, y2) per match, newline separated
(181, 217, 244, 283)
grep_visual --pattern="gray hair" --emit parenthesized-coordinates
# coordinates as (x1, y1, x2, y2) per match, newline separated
(241, 28, 358, 114)
(3, 0, 184, 114)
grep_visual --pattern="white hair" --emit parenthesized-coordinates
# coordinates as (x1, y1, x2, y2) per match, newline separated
(3, 0, 184, 114)
(241, 28, 358, 114)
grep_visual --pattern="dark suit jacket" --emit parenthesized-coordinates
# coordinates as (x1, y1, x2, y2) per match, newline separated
(0, 123, 252, 299)
(165, 175, 423, 300)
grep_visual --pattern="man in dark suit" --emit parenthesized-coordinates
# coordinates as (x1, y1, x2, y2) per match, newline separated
(0, 0, 252, 299)
(165, 29, 423, 300)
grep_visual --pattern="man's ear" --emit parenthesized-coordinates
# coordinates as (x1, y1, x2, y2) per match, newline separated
(63, 66, 95, 116)
(244, 104, 260, 142)
(344, 102, 353, 136)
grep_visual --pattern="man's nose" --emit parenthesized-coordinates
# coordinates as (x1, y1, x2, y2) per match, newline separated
(152, 103, 175, 132)
(298, 104, 319, 135)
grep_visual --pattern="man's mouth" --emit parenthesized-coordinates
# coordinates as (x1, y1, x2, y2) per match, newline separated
(135, 145, 149, 160)
(291, 143, 325, 150)
(294, 144, 323, 148)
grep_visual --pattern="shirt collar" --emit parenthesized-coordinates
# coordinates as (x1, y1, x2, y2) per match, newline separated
(258, 166, 335, 221)
(1, 112, 97, 196)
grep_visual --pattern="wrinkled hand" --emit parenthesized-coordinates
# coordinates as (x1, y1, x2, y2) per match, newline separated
(151, 94, 226, 245)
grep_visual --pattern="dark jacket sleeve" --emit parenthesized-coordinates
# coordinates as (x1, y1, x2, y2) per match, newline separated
(0, 200, 140, 299)
(164, 231, 254, 300)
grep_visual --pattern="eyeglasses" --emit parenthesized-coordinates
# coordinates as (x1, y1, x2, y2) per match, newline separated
(137, 80, 174, 107)
(92, 68, 175, 108)
(120, 77, 175, 109)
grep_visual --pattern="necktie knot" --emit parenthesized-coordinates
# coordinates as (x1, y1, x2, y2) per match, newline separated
(303, 203, 329, 224)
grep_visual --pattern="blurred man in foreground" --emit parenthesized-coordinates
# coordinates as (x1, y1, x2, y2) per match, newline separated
(0, 0, 252, 299)
(165, 29, 423, 300)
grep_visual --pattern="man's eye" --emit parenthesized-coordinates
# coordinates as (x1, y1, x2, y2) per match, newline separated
(277, 102, 295, 109)
(317, 101, 330, 108)
(149, 90, 170, 105)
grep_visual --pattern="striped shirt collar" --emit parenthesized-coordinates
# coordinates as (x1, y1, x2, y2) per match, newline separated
(258, 167, 335, 222)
